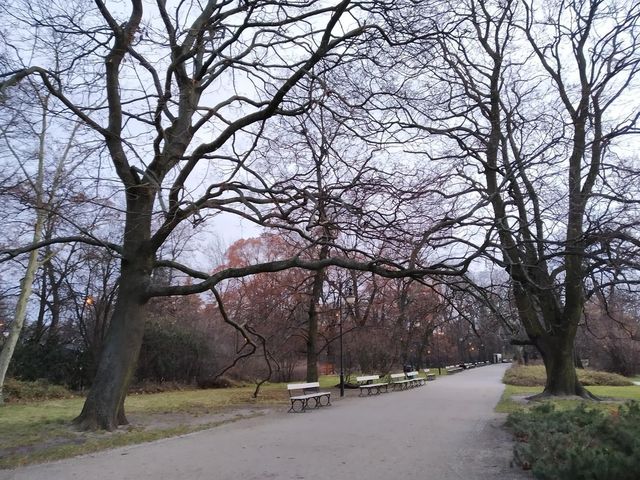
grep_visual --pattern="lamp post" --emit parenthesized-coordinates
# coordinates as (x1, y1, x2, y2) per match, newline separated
(434, 328, 444, 374)
(338, 286, 356, 397)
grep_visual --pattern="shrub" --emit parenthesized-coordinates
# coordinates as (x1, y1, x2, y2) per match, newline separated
(136, 320, 213, 384)
(196, 376, 241, 389)
(9, 336, 90, 390)
(504, 365, 633, 387)
(3, 378, 75, 403)
(578, 369, 633, 387)
(507, 401, 640, 479)
(127, 380, 188, 394)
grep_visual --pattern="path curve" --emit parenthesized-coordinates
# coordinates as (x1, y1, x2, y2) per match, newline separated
(1, 364, 531, 480)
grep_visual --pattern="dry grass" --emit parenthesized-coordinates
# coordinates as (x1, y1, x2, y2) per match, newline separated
(497, 366, 640, 414)
(3, 378, 76, 403)
(495, 384, 640, 414)
(0, 375, 346, 469)
(0, 381, 296, 469)
(503, 364, 633, 387)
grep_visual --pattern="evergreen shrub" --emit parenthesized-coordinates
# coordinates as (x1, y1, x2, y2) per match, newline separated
(507, 401, 640, 479)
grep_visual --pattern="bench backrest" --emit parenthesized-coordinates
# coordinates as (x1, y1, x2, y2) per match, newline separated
(287, 382, 320, 396)
(406, 371, 419, 378)
(390, 373, 406, 380)
(422, 368, 430, 374)
(356, 375, 380, 383)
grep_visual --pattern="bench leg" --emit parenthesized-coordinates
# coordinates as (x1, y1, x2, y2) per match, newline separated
(289, 398, 307, 413)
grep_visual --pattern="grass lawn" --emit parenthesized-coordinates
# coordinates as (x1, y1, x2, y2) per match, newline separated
(0, 381, 297, 469)
(497, 365, 640, 414)
(496, 384, 640, 413)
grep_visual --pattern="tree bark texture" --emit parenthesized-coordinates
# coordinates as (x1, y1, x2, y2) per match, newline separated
(74, 192, 154, 430)
(305, 240, 329, 382)
(0, 241, 43, 404)
(535, 334, 596, 399)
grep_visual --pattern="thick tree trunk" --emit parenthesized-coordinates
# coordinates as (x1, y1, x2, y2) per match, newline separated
(73, 258, 151, 430)
(534, 335, 597, 400)
(74, 191, 155, 430)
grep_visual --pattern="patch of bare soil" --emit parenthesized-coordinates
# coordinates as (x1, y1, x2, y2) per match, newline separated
(125, 405, 279, 431)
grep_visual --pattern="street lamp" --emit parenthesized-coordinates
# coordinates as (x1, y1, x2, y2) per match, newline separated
(338, 286, 356, 397)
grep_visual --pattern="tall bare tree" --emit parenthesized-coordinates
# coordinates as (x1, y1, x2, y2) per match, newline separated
(0, 0, 376, 429)
(0, 78, 82, 403)
(387, 0, 640, 397)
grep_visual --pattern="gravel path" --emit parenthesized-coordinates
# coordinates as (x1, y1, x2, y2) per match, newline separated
(1, 364, 531, 480)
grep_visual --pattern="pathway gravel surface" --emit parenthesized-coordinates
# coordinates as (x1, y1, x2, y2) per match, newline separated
(1, 363, 532, 480)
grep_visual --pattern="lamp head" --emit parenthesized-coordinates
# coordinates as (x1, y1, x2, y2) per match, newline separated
(345, 287, 356, 305)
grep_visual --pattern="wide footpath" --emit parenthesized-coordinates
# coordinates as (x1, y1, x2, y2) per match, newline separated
(1, 364, 532, 480)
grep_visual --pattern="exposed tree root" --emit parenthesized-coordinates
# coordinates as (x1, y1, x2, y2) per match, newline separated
(526, 387, 601, 402)
(72, 404, 129, 432)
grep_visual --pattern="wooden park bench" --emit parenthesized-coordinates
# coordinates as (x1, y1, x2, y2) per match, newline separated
(445, 365, 464, 374)
(287, 382, 331, 413)
(356, 375, 389, 396)
(405, 371, 425, 387)
(390, 372, 415, 391)
(422, 368, 436, 381)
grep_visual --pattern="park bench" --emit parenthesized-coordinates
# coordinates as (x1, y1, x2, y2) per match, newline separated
(287, 382, 331, 413)
(356, 375, 389, 396)
(422, 368, 436, 381)
(445, 365, 464, 374)
(390, 372, 415, 391)
(406, 371, 424, 387)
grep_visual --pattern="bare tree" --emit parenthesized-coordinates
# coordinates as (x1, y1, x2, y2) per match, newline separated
(385, 0, 640, 397)
(0, 75, 83, 403)
(0, 0, 377, 429)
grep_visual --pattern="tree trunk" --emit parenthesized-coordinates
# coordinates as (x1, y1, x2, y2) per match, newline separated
(0, 98, 49, 404)
(74, 191, 155, 430)
(534, 335, 596, 400)
(306, 268, 325, 382)
(73, 258, 151, 430)
(0, 242, 42, 404)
